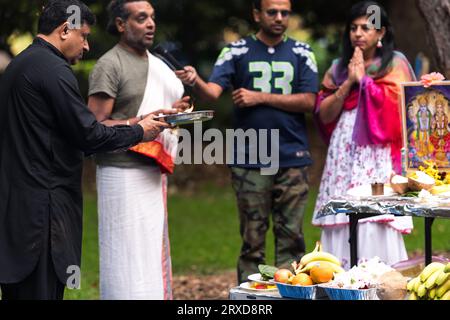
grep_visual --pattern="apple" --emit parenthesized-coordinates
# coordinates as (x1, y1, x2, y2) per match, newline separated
(274, 269, 293, 284)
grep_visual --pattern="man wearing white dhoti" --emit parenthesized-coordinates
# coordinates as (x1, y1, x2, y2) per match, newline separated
(88, 0, 189, 300)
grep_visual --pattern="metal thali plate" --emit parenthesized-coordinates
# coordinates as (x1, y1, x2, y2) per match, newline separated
(154, 110, 214, 125)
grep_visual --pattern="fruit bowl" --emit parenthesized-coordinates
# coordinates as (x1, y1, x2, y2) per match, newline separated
(319, 284, 378, 300)
(274, 282, 327, 300)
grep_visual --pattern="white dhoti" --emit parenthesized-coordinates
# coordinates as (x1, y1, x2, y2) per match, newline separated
(97, 51, 183, 300)
(97, 166, 172, 300)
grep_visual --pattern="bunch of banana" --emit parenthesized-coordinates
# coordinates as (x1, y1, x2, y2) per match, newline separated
(407, 262, 450, 300)
(291, 241, 345, 275)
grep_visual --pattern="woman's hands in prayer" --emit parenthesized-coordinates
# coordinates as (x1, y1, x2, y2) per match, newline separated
(348, 47, 366, 84)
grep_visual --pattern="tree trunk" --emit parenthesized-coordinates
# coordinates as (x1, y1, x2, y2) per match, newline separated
(416, 0, 450, 79)
(388, 1, 434, 73)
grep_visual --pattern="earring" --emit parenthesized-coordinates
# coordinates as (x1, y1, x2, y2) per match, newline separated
(377, 38, 383, 48)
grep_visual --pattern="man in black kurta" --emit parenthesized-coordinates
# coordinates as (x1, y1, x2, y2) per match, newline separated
(0, 0, 168, 300)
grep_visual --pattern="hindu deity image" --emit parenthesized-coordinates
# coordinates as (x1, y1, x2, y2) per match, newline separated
(430, 98, 450, 165)
(403, 82, 450, 171)
(407, 104, 418, 143)
(406, 90, 450, 169)
(416, 96, 433, 158)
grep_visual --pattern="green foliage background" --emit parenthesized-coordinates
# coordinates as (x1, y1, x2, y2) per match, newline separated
(0, 0, 448, 301)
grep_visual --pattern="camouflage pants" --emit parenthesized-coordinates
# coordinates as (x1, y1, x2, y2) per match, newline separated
(230, 166, 309, 284)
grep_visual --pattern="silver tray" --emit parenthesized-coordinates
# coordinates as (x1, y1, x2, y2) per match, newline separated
(154, 110, 214, 125)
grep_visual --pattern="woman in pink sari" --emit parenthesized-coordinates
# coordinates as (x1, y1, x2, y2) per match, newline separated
(312, 1, 416, 269)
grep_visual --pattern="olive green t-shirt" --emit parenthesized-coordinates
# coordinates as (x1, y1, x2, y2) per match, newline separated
(89, 44, 156, 167)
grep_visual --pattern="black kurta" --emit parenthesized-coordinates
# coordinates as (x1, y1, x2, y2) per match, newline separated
(0, 38, 144, 284)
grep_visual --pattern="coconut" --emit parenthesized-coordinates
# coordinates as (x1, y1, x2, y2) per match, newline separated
(390, 175, 409, 195)
(408, 171, 435, 191)
(376, 271, 408, 300)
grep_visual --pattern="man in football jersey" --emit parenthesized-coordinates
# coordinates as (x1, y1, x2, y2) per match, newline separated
(176, 0, 319, 283)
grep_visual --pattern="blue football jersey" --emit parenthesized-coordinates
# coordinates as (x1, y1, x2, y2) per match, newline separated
(209, 35, 319, 169)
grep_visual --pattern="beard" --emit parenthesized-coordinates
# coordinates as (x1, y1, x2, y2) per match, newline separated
(261, 23, 287, 38)
(124, 27, 153, 51)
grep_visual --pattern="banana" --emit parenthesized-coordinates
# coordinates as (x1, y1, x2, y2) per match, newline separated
(311, 241, 321, 253)
(407, 277, 420, 292)
(436, 278, 450, 298)
(417, 284, 427, 298)
(298, 261, 317, 273)
(329, 263, 345, 274)
(441, 290, 450, 300)
(298, 260, 345, 274)
(445, 263, 450, 273)
(408, 292, 418, 300)
(293, 242, 323, 274)
(436, 270, 450, 286)
(414, 278, 422, 293)
(420, 262, 445, 282)
(291, 261, 300, 274)
(317, 241, 323, 252)
(298, 241, 342, 267)
(429, 288, 437, 299)
(300, 252, 341, 267)
(315, 241, 322, 253)
(425, 267, 445, 289)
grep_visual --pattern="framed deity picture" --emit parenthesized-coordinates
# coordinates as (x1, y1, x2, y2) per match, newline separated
(400, 81, 450, 173)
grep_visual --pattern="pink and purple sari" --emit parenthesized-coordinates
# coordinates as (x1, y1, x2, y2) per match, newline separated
(315, 51, 416, 173)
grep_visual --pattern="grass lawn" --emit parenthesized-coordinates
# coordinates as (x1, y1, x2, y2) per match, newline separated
(64, 193, 100, 300)
(64, 184, 450, 300)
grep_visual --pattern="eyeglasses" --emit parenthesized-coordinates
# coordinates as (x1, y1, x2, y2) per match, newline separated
(264, 9, 291, 18)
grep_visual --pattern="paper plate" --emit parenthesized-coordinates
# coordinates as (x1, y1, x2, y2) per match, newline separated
(154, 110, 214, 125)
(239, 281, 278, 292)
(346, 185, 396, 197)
(247, 273, 274, 285)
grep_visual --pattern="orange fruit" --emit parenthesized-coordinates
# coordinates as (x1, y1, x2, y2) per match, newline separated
(291, 273, 313, 286)
(309, 262, 334, 284)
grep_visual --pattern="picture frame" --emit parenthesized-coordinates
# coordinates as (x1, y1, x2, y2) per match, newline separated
(400, 81, 450, 174)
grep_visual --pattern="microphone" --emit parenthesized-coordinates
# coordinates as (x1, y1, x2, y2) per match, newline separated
(153, 45, 185, 71)
(153, 44, 195, 107)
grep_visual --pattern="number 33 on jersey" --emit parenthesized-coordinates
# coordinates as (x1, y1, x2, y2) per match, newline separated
(209, 35, 318, 96)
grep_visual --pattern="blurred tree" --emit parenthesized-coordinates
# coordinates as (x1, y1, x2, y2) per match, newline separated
(416, 0, 450, 78)
(0, 0, 42, 56)
(0, 0, 389, 63)
(0, 0, 447, 81)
